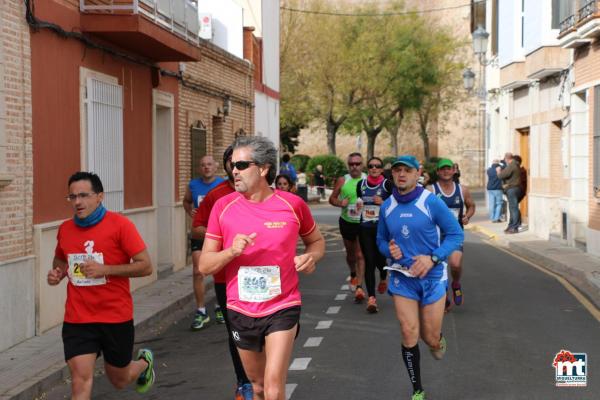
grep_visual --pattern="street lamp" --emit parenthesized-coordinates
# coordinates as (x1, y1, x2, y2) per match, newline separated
(463, 68, 475, 92)
(472, 25, 489, 62)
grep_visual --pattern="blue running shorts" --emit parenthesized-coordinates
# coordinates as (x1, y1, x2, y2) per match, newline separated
(387, 270, 447, 305)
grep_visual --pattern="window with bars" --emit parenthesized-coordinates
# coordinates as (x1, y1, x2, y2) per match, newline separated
(85, 77, 124, 212)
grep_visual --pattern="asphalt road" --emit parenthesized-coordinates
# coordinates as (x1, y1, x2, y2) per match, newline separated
(42, 205, 600, 400)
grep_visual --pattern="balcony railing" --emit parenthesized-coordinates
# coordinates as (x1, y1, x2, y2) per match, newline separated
(559, 14, 576, 34)
(80, 0, 200, 45)
(579, 0, 598, 21)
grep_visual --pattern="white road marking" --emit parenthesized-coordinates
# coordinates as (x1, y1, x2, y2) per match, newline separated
(289, 357, 311, 370)
(315, 320, 333, 329)
(286, 383, 298, 400)
(335, 293, 347, 301)
(341, 284, 350, 290)
(326, 306, 341, 314)
(304, 337, 323, 347)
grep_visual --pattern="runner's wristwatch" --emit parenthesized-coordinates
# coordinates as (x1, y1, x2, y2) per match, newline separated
(430, 254, 440, 265)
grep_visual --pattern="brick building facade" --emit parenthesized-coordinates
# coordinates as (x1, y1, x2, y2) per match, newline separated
(0, 0, 35, 352)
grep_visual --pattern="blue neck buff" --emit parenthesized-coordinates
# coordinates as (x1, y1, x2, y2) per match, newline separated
(392, 185, 424, 204)
(74, 204, 106, 228)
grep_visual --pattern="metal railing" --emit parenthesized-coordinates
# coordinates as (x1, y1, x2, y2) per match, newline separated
(80, 0, 200, 45)
(578, 0, 598, 21)
(559, 14, 576, 34)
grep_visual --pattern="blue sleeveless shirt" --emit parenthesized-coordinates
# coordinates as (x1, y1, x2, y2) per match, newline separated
(433, 182, 464, 228)
(356, 178, 392, 227)
(189, 177, 225, 208)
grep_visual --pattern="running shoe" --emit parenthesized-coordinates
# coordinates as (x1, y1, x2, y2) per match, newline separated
(452, 282, 463, 306)
(411, 390, 426, 400)
(215, 307, 226, 324)
(429, 335, 447, 360)
(349, 276, 358, 292)
(377, 280, 387, 294)
(235, 383, 253, 400)
(135, 348, 155, 394)
(366, 296, 378, 313)
(190, 310, 210, 331)
(354, 286, 366, 303)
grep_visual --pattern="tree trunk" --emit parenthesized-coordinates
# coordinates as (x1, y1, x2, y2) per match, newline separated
(388, 110, 403, 156)
(326, 116, 342, 155)
(366, 132, 377, 160)
(421, 127, 430, 160)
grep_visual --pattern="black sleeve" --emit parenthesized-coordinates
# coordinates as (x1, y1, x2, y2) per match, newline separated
(356, 179, 363, 198)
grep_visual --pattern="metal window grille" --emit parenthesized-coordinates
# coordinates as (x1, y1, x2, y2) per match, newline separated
(86, 78, 124, 212)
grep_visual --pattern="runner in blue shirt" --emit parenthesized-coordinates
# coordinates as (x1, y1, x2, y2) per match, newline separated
(183, 155, 225, 331)
(376, 155, 463, 400)
(429, 158, 475, 311)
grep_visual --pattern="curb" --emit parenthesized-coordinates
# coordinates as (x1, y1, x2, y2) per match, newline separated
(468, 223, 600, 312)
(4, 271, 211, 400)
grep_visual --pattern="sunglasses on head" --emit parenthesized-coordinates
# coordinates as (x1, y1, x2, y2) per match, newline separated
(231, 160, 257, 170)
(368, 164, 382, 169)
(348, 162, 362, 167)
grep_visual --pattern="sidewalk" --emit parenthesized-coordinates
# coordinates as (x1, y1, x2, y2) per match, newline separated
(0, 266, 206, 400)
(468, 191, 600, 311)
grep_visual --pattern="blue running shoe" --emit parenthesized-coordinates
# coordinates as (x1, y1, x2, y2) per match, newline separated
(235, 383, 253, 400)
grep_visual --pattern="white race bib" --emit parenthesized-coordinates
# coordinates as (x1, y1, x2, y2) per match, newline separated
(67, 253, 106, 286)
(347, 204, 360, 218)
(362, 205, 380, 222)
(238, 266, 281, 302)
(450, 208, 461, 220)
(384, 263, 414, 278)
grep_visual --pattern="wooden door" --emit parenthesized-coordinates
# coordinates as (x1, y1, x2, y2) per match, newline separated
(518, 128, 530, 222)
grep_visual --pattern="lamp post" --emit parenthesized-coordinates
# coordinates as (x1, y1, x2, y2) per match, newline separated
(465, 25, 495, 188)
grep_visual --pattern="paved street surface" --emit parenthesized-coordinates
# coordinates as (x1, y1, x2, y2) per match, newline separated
(42, 205, 600, 400)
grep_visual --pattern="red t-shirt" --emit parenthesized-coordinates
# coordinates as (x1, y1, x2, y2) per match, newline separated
(193, 180, 235, 283)
(54, 211, 146, 323)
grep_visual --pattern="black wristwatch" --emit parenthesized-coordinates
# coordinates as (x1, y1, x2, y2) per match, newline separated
(430, 255, 440, 265)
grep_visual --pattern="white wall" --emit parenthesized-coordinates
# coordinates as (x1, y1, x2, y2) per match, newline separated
(260, 0, 279, 91)
(255, 92, 279, 145)
(523, 0, 560, 55)
(498, 0, 521, 67)
(198, 0, 244, 58)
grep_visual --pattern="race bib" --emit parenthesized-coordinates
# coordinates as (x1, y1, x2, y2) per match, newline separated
(346, 204, 360, 219)
(238, 266, 281, 302)
(450, 208, 461, 220)
(384, 262, 414, 278)
(67, 253, 106, 286)
(362, 205, 380, 222)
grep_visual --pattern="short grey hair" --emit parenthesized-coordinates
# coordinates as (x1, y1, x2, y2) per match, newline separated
(232, 136, 278, 185)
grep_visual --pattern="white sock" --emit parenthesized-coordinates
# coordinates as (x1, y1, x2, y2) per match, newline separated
(197, 307, 206, 314)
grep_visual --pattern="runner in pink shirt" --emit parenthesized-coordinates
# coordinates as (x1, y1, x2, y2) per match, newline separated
(200, 136, 325, 400)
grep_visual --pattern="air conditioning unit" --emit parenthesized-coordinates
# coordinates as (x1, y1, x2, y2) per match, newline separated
(199, 13, 213, 40)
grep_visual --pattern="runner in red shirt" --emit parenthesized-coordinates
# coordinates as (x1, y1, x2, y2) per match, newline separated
(192, 146, 253, 400)
(47, 172, 155, 398)
(200, 137, 325, 400)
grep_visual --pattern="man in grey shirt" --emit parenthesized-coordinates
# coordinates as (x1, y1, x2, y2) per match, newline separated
(496, 153, 522, 234)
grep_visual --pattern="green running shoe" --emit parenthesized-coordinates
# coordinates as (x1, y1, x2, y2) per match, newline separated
(411, 390, 426, 400)
(215, 307, 226, 324)
(191, 310, 210, 330)
(430, 335, 446, 360)
(135, 349, 155, 394)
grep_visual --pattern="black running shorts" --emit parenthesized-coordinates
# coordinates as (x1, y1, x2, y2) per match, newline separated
(190, 238, 204, 252)
(338, 217, 360, 241)
(62, 320, 134, 368)
(228, 306, 301, 352)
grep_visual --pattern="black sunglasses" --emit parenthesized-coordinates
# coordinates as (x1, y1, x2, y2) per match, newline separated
(231, 160, 258, 170)
(348, 162, 362, 167)
(368, 164, 382, 169)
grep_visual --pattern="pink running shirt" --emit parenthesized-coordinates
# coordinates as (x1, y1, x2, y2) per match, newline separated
(206, 190, 317, 317)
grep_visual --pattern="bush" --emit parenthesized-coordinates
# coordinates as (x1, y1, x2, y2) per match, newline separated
(306, 154, 347, 188)
(290, 154, 311, 172)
